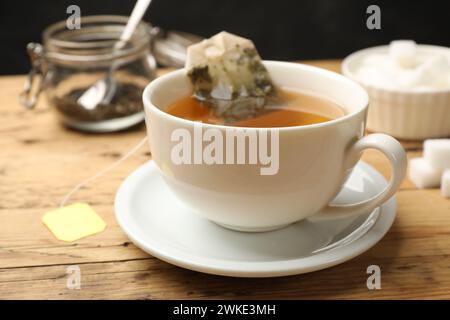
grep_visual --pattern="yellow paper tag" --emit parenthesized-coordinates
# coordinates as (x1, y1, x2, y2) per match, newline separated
(42, 203, 107, 242)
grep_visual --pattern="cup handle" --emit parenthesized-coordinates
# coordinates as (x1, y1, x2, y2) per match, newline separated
(311, 133, 407, 221)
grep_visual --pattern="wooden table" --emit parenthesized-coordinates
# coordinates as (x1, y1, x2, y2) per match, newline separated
(1, 60, 449, 300)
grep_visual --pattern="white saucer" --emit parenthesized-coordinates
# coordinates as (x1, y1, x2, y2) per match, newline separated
(115, 161, 396, 277)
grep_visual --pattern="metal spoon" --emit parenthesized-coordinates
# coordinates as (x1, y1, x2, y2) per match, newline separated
(77, 0, 152, 110)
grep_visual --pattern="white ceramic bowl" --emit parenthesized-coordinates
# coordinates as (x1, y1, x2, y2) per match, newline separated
(342, 45, 450, 140)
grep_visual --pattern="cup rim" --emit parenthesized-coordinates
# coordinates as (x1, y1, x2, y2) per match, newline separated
(143, 60, 369, 131)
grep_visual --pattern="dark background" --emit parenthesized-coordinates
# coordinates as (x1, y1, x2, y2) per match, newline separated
(0, 0, 449, 75)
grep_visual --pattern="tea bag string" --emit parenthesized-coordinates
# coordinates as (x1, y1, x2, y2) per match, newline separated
(60, 136, 148, 208)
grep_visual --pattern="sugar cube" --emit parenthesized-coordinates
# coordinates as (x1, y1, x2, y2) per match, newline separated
(412, 55, 450, 88)
(408, 157, 442, 189)
(389, 40, 417, 68)
(424, 139, 450, 171)
(441, 170, 450, 198)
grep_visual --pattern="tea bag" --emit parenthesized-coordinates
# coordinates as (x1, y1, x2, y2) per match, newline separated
(42, 203, 107, 242)
(186, 31, 277, 123)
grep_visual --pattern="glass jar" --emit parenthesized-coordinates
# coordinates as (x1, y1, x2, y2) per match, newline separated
(20, 15, 157, 132)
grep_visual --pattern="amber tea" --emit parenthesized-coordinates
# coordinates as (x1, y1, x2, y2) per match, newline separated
(165, 89, 345, 128)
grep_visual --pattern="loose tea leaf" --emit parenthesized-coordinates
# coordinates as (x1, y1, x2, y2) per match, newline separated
(52, 82, 144, 122)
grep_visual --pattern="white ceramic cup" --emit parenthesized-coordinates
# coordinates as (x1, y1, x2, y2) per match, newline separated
(143, 61, 407, 232)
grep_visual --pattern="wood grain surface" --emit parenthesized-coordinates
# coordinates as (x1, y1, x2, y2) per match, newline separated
(0, 61, 449, 299)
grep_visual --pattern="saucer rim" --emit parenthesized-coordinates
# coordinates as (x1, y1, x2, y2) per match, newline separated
(115, 160, 396, 278)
